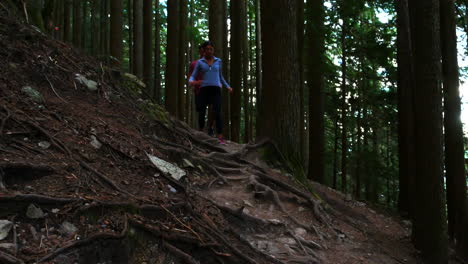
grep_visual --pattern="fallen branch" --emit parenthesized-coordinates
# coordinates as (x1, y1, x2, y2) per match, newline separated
(0, 250, 24, 264)
(162, 241, 200, 264)
(79, 160, 133, 197)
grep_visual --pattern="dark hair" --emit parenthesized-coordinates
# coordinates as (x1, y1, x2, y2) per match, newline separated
(201, 41, 214, 49)
(198, 44, 203, 50)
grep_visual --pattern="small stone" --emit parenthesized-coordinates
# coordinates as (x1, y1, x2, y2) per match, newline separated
(90, 135, 102, 149)
(0, 243, 16, 250)
(122, 180, 129, 185)
(21, 86, 43, 103)
(298, 207, 305, 212)
(0, 220, 13, 240)
(38, 141, 51, 149)
(243, 200, 254, 207)
(51, 208, 60, 214)
(25, 185, 34, 191)
(59, 222, 78, 236)
(182, 159, 195, 168)
(294, 227, 307, 237)
(167, 185, 177, 193)
(26, 204, 45, 219)
(269, 219, 281, 225)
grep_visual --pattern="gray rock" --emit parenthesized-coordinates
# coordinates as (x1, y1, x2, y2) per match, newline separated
(26, 204, 45, 219)
(60, 221, 78, 236)
(38, 141, 51, 149)
(90, 135, 102, 149)
(21, 86, 43, 103)
(75, 74, 98, 91)
(0, 220, 13, 240)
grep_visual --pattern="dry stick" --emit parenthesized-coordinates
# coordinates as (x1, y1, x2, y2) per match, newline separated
(45, 75, 67, 103)
(22, 0, 28, 23)
(0, 193, 78, 204)
(0, 250, 24, 264)
(79, 160, 133, 197)
(160, 204, 204, 243)
(38, 215, 128, 263)
(162, 241, 200, 264)
(0, 105, 12, 135)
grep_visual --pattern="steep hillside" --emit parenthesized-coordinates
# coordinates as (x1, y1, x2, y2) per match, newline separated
(0, 15, 463, 264)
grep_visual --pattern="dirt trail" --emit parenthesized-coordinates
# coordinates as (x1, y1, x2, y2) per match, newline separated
(0, 14, 464, 264)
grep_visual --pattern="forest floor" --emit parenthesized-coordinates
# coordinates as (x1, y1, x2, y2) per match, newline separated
(0, 14, 465, 264)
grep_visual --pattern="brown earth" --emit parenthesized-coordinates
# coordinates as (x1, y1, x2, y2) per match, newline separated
(0, 13, 465, 264)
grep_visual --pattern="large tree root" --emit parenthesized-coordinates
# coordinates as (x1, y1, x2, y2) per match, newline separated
(0, 250, 24, 264)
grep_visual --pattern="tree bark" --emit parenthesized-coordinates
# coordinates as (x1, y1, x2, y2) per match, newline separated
(133, 0, 143, 78)
(153, 0, 161, 102)
(230, 0, 244, 142)
(143, 0, 153, 91)
(222, 0, 230, 139)
(165, 0, 180, 116)
(255, 0, 262, 140)
(73, 0, 82, 48)
(63, 0, 71, 42)
(242, 0, 250, 143)
(306, 0, 325, 184)
(408, 0, 449, 262)
(340, 18, 348, 194)
(440, 0, 468, 258)
(396, 0, 415, 218)
(258, 0, 302, 165)
(110, 0, 123, 65)
(178, 0, 187, 121)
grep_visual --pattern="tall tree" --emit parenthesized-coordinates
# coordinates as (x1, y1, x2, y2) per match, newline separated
(242, 0, 250, 143)
(143, 0, 153, 89)
(178, 0, 187, 120)
(340, 5, 348, 193)
(255, 0, 262, 139)
(230, 0, 244, 142)
(110, 0, 123, 65)
(165, 0, 180, 116)
(258, 0, 301, 164)
(63, 0, 71, 42)
(297, 0, 305, 163)
(222, 0, 230, 139)
(133, 0, 143, 78)
(153, 0, 161, 102)
(396, 0, 415, 217)
(306, 0, 325, 184)
(128, 0, 133, 73)
(440, 0, 468, 258)
(91, 0, 100, 55)
(408, 0, 448, 262)
(73, 0, 82, 48)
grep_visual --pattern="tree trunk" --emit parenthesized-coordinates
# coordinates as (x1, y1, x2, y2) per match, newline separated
(440, 0, 468, 258)
(306, 0, 325, 184)
(133, 0, 143, 78)
(297, 0, 305, 165)
(340, 20, 348, 194)
(242, 0, 250, 143)
(230, 0, 244, 142)
(408, 0, 448, 261)
(222, 0, 230, 139)
(128, 0, 133, 73)
(165, 0, 180, 116)
(396, 0, 415, 218)
(81, 0, 88, 52)
(332, 114, 339, 189)
(73, 0, 82, 48)
(178, 0, 187, 121)
(153, 0, 161, 102)
(143, 0, 153, 91)
(63, 0, 71, 42)
(255, 0, 262, 140)
(258, 0, 301, 164)
(110, 0, 123, 65)
(91, 0, 99, 55)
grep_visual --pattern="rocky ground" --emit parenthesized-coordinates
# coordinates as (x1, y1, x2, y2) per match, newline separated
(0, 13, 465, 264)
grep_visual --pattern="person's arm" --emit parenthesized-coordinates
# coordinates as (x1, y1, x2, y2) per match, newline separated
(219, 61, 232, 92)
(189, 61, 200, 85)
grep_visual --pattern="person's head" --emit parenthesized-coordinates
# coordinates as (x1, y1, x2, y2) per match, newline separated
(198, 44, 204, 58)
(201, 41, 214, 58)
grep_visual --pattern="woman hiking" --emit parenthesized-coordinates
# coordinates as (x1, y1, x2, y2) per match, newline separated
(189, 41, 233, 145)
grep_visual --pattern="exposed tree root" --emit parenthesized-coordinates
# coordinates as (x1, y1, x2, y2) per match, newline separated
(0, 250, 24, 264)
(38, 215, 128, 263)
(162, 241, 201, 264)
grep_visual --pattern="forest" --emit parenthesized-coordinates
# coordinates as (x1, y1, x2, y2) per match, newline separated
(0, 0, 467, 263)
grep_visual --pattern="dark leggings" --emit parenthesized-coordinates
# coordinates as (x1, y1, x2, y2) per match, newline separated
(198, 86, 222, 134)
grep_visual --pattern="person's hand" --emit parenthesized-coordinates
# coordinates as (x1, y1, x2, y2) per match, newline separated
(227, 87, 233, 94)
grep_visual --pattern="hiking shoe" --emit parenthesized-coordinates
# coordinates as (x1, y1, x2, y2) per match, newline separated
(218, 137, 226, 145)
(208, 127, 215, 137)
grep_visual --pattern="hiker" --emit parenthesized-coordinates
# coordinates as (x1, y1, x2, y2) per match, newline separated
(188, 45, 216, 136)
(189, 41, 233, 144)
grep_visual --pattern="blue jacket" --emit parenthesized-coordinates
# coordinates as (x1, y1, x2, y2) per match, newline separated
(189, 57, 230, 89)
